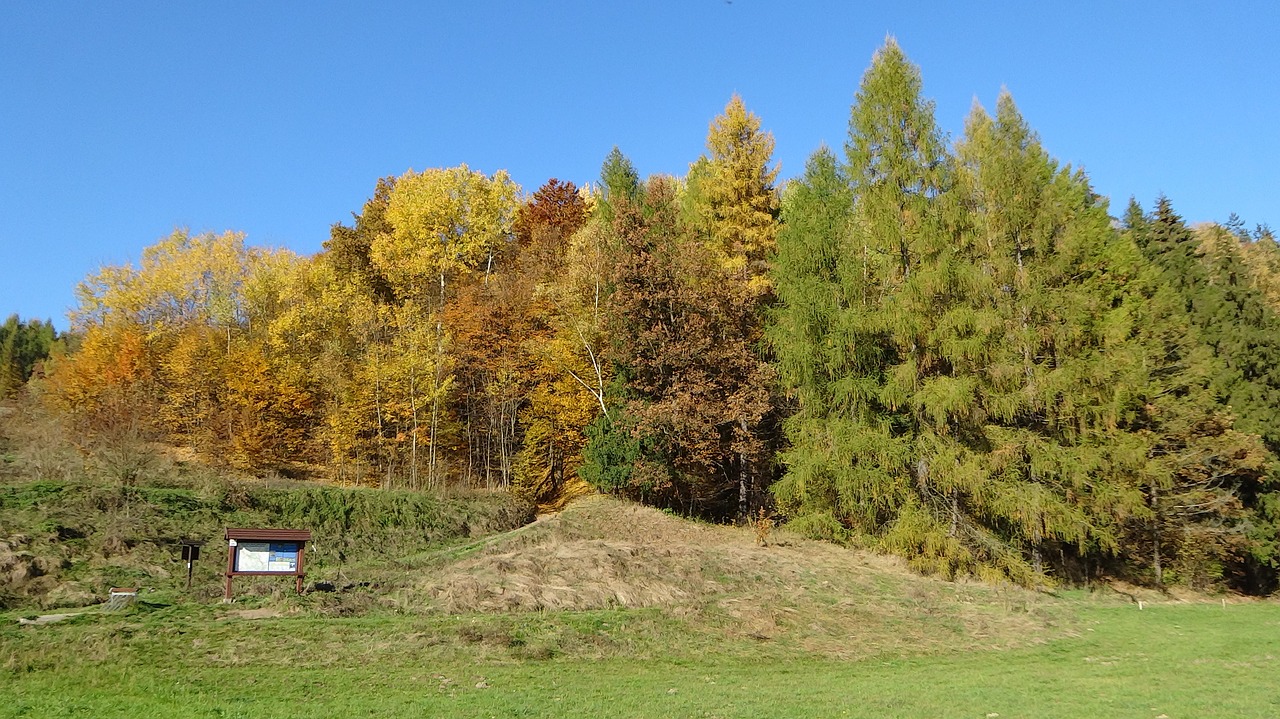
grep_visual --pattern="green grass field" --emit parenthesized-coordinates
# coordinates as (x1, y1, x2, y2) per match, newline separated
(3, 600, 1278, 718)
(3, 420, 1277, 719)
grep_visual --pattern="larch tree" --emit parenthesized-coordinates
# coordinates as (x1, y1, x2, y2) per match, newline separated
(811, 39, 998, 577)
(698, 94, 781, 290)
(768, 147, 856, 540)
(953, 95, 1148, 581)
(771, 45, 1143, 582)
(684, 94, 781, 519)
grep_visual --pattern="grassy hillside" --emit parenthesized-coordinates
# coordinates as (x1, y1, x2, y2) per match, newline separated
(0, 405, 533, 610)
(0, 477, 532, 610)
(404, 495, 1069, 660)
(3, 501, 1276, 718)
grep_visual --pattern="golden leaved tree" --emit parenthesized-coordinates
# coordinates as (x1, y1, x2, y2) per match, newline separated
(369, 165, 520, 487)
(56, 229, 311, 471)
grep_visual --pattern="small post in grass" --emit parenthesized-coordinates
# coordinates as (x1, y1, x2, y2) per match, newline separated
(179, 540, 204, 591)
(106, 587, 137, 611)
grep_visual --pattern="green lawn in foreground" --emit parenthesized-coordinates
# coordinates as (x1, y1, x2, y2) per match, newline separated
(3, 602, 1278, 718)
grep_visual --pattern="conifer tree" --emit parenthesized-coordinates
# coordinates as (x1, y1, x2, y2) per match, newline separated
(768, 147, 855, 540)
(684, 95, 781, 518)
(698, 94, 781, 290)
(772, 40, 1012, 577)
(1128, 198, 1280, 588)
(770, 59, 1241, 583)
(577, 150, 643, 497)
(596, 146, 640, 226)
(0, 316, 56, 397)
(1135, 198, 1280, 452)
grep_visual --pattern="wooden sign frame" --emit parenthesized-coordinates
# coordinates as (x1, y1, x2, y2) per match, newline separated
(223, 528, 311, 600)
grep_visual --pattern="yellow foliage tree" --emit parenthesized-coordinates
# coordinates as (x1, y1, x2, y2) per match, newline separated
(370, 165, 521, 486)
(696, 95, 781, 291)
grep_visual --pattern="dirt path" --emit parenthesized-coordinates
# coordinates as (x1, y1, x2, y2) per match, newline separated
(16, 612, 82, 625)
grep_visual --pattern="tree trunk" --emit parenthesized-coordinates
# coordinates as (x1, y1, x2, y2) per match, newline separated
(429, 271, 446, 489)
(1152, 483, 1163, 587)
(737, 416, 750, 522)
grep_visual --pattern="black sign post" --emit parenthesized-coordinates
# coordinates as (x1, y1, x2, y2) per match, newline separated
(180, 540, 204, 591)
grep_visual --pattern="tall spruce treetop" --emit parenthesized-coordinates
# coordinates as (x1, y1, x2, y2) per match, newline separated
(1137, 198, 1280, 452)
(1120, 199, 1272, 587)
(597, 147, 640, 225)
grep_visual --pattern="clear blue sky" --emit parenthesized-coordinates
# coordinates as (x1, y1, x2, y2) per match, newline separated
(2, 2, 1277, 329)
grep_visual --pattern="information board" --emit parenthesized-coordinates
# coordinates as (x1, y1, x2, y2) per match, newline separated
(234, 541, 300, 573)
(224, 528, 310, 600)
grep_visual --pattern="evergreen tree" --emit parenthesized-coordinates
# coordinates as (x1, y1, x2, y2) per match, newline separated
(1136, 198, 1280, 451)
(576, 149, 645, 499)
(768, 147, 855, 540)
(1130, 198, 1280, 589)
(596, 146, 640, 226)
(772, 40, 1015, 578)
(1121, 264, 1268, 588)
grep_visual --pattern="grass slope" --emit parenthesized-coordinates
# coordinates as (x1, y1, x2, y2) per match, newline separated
(412, 496, 1066, 660)
(0, 475, 532, 610)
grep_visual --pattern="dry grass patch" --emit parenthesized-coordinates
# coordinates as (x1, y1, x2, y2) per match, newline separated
(417, 495, 1068, 660)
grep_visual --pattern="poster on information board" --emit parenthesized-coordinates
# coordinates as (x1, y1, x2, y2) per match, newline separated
(234, 541, 300, 573)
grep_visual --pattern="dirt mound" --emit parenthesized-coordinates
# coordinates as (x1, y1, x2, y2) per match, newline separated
(422, 498, 725, 612)
(419, 496, 1063, 657)
(429, 539, 707, 612)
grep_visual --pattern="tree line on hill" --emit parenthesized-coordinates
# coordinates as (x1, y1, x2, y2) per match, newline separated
(11, 40, 1280, 592)
(0, 315, 60, 399)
